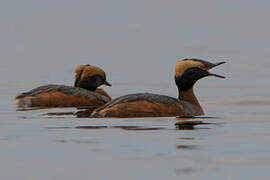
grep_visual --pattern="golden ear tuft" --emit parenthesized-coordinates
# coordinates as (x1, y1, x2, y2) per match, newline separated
(75, 65, 86, 80)
(81, 66, 106, 80)
(175, 60, 204, 77)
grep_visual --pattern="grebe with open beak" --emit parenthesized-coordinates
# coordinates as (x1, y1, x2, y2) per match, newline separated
(90, 59, 225, 118)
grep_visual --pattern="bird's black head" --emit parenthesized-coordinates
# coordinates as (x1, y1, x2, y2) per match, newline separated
(74, 65, 111, 91)
(175, 58, 226, 92)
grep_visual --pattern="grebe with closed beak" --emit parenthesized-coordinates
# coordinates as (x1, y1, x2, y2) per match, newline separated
(16, 64, 112, 109)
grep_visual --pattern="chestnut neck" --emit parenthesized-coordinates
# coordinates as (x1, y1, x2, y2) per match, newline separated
(178, 88, 204, 115)
(178, 88, 197, 103)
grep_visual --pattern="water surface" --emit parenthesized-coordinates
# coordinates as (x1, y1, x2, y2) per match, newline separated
(1, 0, 270, 179)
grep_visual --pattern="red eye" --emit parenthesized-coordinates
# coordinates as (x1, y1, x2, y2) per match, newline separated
(199, 65, 207, 70)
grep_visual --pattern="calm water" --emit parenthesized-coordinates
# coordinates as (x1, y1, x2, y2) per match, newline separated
(1, 0, 270, 179)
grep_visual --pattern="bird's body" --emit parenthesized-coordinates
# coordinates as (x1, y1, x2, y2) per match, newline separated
(16, 85, 110, 109)
(91, 91, 202, 118)
(91, 93, 191, 118)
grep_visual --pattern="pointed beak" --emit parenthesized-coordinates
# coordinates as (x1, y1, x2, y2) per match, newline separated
(204, 61, 226, 79)
(209, 73, 226, 79)
(104, 80, 112, 86)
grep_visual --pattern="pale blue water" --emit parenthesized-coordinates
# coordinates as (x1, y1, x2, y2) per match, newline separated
(1, 0, 270, 179)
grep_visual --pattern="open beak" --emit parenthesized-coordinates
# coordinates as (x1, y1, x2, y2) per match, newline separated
(204, 61, 226, 79)
(104, 80, 112, 86)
